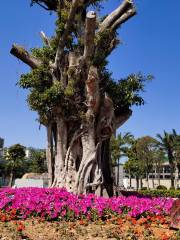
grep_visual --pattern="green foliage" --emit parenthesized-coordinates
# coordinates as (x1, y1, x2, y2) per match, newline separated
(26, 148, 47, 173)
(124, 136, 163, 180)
(5, 144, 26, 163)
(20, 69, 64, 123)
(110, 132, 134, 166)
(4, 144, 26, 181)
(157, 129, 180, 188)
(106, 73, 153, 114)
(138, 189, 180, 198)
(19, 1, 152, 126)
(156, 185, 167, 190)
(124, 158, 144, 178)
(122, 189, 180, 197)
(64, 79, 75, 97)
(157, 129, 180, 164)
(28, 81, 64, 110)
(93, 29, 118, 67)
(124, 139, 146, 178)
(31, 46, 56, 63)
(135, 136, 158, 175)
(19, 66, 52, 91)
(1, 147, 47, 180)
(0, 137, 4, 149)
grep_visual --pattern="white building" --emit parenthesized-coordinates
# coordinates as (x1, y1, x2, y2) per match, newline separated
(123, 161, 180, 190)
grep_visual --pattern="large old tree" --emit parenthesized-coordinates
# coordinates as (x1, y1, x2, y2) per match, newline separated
(11, 0, 151, 196)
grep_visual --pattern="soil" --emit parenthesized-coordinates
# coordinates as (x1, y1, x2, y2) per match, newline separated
(0, 218, 179, 240)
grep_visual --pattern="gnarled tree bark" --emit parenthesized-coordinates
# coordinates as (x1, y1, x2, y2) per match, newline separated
(11, 0, 136, 196)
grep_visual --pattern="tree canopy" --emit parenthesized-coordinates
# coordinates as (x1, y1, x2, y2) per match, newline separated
(4, 144, 26, 186)
(12, 1, 152, 127)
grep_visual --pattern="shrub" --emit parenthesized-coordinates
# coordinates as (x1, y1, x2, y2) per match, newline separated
(156, 185, 167, 190)
(139, 189, 180, 198)
(121, 189, 180, 198)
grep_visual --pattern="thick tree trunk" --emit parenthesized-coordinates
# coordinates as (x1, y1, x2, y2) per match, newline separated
(76, 126, 97, 194)
(48, 115, 114, 196)
(52, 115, 67, 187)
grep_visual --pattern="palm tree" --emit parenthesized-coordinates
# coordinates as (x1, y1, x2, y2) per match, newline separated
(157, 129, 179, 188)
(110, 132, 134, 187)
(151, 148, 166, 187)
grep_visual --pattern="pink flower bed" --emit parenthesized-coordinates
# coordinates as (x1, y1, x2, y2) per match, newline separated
(0, 188, 174, 221)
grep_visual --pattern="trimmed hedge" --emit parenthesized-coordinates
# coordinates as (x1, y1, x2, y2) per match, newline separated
(139, 189, 180, 198)
(156, 185, 167, 190)
(121, 189, 180, 198)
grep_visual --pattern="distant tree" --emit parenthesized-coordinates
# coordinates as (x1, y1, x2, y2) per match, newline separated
(124, 139, 145, 190)
(110, 132, 134, 187)
(27, 148, 47, 173)
(175, 145, 180, 172)
(110, 132, 134, 166)
(157, 129, 180, 188)
(0, 137, 4, 149)
(153, 149, 166, 187)
(4, 144, 26, 186)
(124, 159, 134, 188)
(135, 136, 157, 189)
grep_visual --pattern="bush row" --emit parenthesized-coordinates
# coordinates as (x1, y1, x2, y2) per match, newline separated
(121, 189, 180, 198)
(139, 189, 180, 198)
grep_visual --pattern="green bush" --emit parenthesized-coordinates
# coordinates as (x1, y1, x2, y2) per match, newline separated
(141, 187, 147, 190)
(156, 185, 167, 190)
(139, 189, 180, 198)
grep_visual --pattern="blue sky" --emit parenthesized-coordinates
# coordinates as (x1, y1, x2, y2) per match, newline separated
(0, 0, 180, 148)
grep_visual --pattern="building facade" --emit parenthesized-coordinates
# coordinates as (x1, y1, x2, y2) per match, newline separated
(115, 162, 180, 190)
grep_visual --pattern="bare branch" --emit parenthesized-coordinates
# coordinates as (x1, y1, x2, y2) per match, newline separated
(35, 2, 50, 10)
(83, 11, 96, 61)
(94, 1, 136, 65)
(31, 0, 58, 11)
(111, 8, 136, 30)
(99, 0, 135, 33)
(55, 0, 79, 67)
(10, 44, 42, 69)
(115, 109, 132, 129)
(40, 31, 50, 47)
